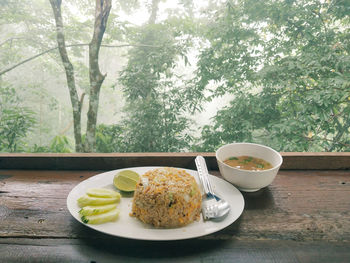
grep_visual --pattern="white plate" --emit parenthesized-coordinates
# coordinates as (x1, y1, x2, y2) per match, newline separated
(67, 166, 244, 241)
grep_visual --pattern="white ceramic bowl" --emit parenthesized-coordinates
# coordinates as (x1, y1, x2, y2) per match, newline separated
(216, 142, 283, 192)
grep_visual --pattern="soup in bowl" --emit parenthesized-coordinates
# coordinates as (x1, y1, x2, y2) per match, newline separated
(216, 143, 283, 192)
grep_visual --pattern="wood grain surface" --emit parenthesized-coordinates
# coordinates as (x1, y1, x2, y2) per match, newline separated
(0, 238, 349, 263)
(0, 168, 349, 262)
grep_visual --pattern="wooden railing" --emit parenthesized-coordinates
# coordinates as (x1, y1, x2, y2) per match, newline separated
(1, 152, 349, 170)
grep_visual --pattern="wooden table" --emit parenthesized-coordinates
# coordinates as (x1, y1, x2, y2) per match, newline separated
(0, 153, 349, 262)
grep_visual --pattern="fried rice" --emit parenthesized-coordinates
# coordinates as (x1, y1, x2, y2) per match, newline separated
(130, 167, 202, 228)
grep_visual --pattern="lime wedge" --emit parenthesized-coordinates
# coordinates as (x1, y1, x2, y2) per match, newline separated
(113, 170, 140, 192)
(117, 170, 140, 181)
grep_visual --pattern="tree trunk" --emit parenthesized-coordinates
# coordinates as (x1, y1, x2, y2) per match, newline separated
(84, 0, 112, 152)
(49, 0, 83, 152)
(148, 0, 160, 25)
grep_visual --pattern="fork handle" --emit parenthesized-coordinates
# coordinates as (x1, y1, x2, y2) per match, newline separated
(195, 156, 214, 196)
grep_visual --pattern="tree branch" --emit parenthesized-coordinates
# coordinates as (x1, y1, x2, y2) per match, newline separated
(0, 43, 160, 76)
(0, 37, 27, 48)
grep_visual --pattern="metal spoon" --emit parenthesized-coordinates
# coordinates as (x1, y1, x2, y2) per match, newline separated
(195, 156, 230, 220)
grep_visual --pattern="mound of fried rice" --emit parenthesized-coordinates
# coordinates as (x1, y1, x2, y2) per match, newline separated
(130, 167, 202, 228)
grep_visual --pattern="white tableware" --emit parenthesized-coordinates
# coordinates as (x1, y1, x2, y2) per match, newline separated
(67, 166, 244, 241)
(216, 143, 283, 192)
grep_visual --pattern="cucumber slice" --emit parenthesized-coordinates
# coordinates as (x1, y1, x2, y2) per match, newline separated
(77, 194, 119, 208)
(86, 188, 121, 198)
(81, 207, 120, 224)
(79, 203, 118, 216)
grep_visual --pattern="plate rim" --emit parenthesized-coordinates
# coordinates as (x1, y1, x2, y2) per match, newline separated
(67, 166, 245, 241)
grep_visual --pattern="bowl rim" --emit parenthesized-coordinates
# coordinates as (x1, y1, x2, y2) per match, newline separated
(215, 142, 283, 173)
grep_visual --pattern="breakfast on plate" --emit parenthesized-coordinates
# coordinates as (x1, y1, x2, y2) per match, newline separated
(69, 164, 244, 239)
(77, 188, 121, 224)
(223, 155, 273, 171)
(130, 167, 202, 228)
(76, 167, 203, 227)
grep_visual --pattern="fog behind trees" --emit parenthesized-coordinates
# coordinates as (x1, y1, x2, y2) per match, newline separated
(1, 0, 349, 152)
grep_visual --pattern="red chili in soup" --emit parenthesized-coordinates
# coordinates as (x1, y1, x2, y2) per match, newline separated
(223, 156, 273, 171)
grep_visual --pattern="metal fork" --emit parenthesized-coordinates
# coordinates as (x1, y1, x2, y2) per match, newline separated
(195, 156, 230, 220)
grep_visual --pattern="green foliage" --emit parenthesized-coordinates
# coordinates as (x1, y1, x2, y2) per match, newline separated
(0, 86, 36, 152)
(119, 17, 194, 152)
(120, 81, 194, 152)
(95, 124, 128, 152)
(195, 0, 350, 152)
(195, 90, 281, 151)
(31, 135, 72, 153)
(120, 23, 190, 100)
(49, 135, 72, 153)
(1, 0, 349, 153)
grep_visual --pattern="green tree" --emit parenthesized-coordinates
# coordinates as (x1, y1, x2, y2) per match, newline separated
(195, 0, 350, 152)
(49, 0, 112, 152)
(0, 0, 161, 153)
(118, 0, 195, 152)
(1, 0, 349, 153)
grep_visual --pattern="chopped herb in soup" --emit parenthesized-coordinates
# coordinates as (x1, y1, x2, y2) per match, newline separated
(224, 156, 273, 171)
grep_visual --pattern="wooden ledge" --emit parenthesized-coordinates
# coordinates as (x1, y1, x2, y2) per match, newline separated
(0, 152, 349, 170)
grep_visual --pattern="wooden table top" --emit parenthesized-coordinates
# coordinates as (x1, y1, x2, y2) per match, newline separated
(0, 154, 349, 262)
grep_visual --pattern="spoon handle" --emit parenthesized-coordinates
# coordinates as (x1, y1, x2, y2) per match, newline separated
(195, 156, 214, 196)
